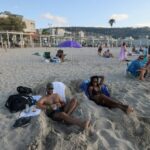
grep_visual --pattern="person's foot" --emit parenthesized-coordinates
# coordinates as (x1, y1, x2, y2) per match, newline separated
(140, 78, 145, 81)
(126, 106, 134, 114)
(82, 120, 91, 130)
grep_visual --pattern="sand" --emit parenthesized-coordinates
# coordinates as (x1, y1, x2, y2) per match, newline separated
(0, 47, 150, 150)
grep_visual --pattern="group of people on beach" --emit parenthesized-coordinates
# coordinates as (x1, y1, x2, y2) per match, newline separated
(98, 45, 113, 58)
(120, 42, 150, 80)
(35, 42, 150, 130)
(98, 42, 150, 81)
(37, 75, 134, 130)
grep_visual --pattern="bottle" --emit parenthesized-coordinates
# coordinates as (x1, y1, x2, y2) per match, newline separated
(25, 104, 30, 113)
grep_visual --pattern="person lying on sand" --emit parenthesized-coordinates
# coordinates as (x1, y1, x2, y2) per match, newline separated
(88, 76, 134, 114)
(127, 55, 148, 81)
(37, 83, 90, 129)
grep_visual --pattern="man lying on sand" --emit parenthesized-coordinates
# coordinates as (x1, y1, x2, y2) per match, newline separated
(88, 76, 134, 114)
(37, 83, 90, 129)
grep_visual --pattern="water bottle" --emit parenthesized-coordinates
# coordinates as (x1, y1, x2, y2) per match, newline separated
(25, 104, 30, 113)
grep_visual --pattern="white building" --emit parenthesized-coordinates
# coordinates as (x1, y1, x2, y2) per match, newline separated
(23, 18, 36, 33)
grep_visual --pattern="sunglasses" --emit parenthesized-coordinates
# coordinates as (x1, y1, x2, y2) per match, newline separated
(47, 88, 53, 90)
(93, 80, 98, 83)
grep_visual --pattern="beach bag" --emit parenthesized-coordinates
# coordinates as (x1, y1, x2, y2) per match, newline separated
(17, 86, 32, 95)
(43, 52, 51, 59)
(5, 94, 34, 113)
(50, 57, 61, 63)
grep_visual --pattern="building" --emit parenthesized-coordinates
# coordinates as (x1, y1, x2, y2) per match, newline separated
(0, 11, 36, 33)
(23, 18, 36, 33)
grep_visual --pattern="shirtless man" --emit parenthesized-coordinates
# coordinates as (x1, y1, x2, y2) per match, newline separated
(37, 83, 90, 129)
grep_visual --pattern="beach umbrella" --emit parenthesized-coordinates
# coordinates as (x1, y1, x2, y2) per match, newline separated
(58, 40, 82, 48)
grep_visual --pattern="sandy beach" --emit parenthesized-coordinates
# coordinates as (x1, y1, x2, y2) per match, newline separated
(0, 47, 150, 150)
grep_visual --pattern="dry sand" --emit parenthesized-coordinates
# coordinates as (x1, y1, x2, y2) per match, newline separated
(0, 47, 150, 150)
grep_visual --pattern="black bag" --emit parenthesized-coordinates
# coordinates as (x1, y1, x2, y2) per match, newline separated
(17, 86, 32, 95)
(5, 94, 34, 113)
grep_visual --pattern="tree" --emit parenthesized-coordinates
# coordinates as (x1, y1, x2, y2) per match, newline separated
(0, 15, 26, 31)
(109, 19, 115, 27)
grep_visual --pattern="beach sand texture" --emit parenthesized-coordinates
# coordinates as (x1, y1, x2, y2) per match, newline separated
(0, 47, 150, 150)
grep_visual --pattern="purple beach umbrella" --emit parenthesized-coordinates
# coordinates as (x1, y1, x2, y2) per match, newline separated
(58, 40, 82, 48)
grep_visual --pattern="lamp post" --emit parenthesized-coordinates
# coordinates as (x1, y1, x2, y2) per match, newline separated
(39, 29, 42, 47)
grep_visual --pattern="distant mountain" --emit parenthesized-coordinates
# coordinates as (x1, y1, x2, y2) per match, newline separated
(62, 27, 150, 39)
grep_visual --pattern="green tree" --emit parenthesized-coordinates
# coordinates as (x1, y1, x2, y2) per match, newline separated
(0, 15, 26, 31)
(108, 19, 115, 27)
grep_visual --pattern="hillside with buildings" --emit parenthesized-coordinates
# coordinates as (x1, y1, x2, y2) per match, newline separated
(1, 11, 150, 48)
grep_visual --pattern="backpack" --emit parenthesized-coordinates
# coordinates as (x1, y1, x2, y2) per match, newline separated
(17, 86, 32, 95)
(5, 94, 34, 113)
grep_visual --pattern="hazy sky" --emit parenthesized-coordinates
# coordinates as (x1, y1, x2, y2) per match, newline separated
(1, 0, 150, 28)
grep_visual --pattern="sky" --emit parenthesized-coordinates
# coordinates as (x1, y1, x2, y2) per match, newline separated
(1, 0, 150, 29)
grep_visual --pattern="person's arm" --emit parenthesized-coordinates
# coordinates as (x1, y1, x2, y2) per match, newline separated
(98, 75, 104, 85)
(88, 86, 95, 100)
(36, 97, 48, 110)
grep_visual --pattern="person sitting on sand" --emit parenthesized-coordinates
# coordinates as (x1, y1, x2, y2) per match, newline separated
(127, 55, 147, 80)
(37, 83, 90, 129)
(103, 49, 113, 58)
(56, 49, 66, 62)
(88, 75, 134, 114)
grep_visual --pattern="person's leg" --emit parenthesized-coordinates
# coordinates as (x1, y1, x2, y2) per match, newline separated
(94, 94, 133, 113)
(53, 112, 90, 129)
(64, 98, 78, 115)
(139, 69, 146, 80)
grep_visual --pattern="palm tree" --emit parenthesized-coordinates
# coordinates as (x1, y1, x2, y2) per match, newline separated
(108, 19, 115, 47)
(108, 19, 115, 27)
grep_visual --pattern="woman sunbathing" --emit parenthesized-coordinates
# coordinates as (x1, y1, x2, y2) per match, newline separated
(88, 76, 133, 114)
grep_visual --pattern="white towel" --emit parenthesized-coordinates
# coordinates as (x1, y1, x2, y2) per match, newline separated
(19, 105, 41, 118)
(52, 81, 66, 103)
(32, 95, 42, 101)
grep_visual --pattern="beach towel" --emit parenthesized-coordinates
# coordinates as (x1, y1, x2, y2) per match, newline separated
(52, 82, 66, 103)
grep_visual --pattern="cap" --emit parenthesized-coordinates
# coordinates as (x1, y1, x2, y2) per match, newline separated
(46, 82, 54, 89)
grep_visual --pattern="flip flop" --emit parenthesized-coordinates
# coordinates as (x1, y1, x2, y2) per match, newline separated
(13, 117, 31, 128)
